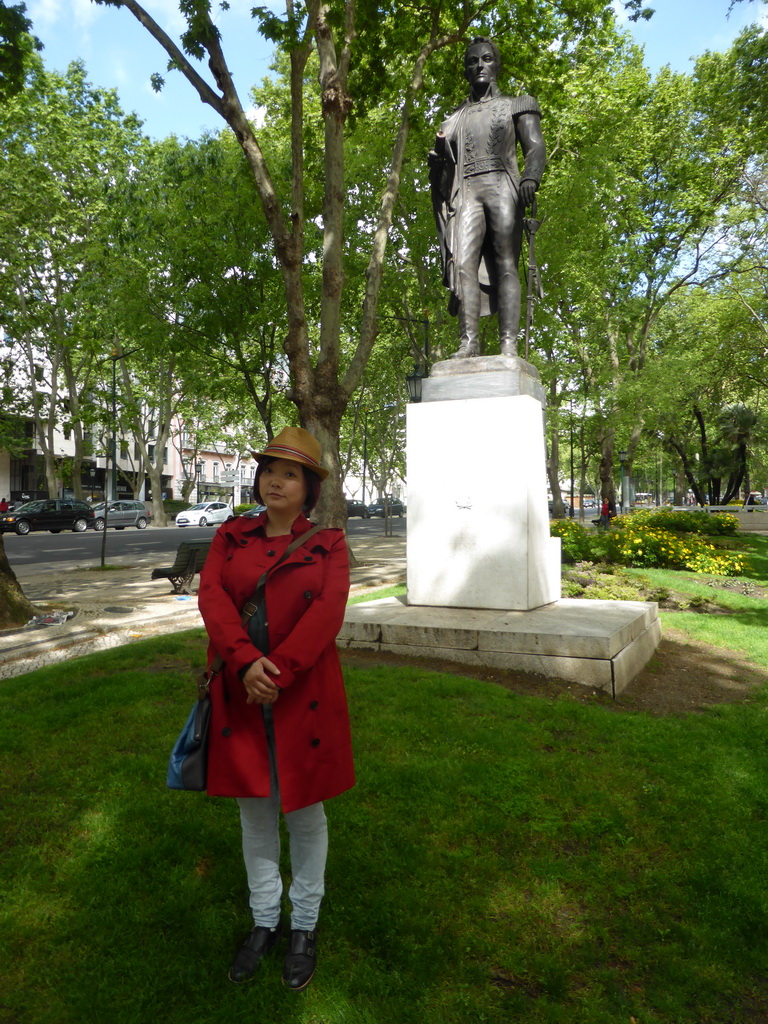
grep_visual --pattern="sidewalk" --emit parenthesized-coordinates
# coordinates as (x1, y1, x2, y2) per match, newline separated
(0, 532, 406, 680)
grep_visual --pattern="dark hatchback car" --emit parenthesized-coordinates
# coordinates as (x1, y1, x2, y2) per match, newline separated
(0, 499, 96, 535)
(346, 499, 370, 519)
(367, 498, 405, 518)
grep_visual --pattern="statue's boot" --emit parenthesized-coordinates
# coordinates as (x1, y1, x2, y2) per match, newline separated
(452, 299, 480, 359)
(498, 271, 521, 358)
(451, 339, 479, 359)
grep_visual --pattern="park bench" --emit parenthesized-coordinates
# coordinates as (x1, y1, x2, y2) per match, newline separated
(150, 540, 211, 594)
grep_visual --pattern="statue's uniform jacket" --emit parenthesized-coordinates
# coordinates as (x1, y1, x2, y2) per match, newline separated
(197, 512, 355, 813)
(432, 88, 545, 316)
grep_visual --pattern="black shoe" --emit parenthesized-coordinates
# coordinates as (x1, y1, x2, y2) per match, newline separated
(282, 929, 317, 991)
(228, 923, 282, 984)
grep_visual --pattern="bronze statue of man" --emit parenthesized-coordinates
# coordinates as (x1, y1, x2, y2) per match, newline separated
(429, 37, 546, 359)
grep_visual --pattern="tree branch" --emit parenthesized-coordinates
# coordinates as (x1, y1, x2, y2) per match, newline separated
(102, 0, 226, 115)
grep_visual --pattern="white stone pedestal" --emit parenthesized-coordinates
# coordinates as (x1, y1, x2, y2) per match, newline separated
(342, 358, 660, 696)
(406, 389, 560, 611)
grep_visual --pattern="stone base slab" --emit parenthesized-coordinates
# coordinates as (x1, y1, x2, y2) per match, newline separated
(339, 597, 661, 698)
(424, 355, 546, 405)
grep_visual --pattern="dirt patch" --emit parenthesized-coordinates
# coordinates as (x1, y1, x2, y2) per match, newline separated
(340, 627, 768, 717)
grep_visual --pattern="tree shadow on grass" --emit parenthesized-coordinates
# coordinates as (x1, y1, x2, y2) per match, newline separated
(5, 654, 768, 1024)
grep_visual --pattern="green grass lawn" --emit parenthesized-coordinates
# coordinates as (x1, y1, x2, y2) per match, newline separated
(3, 620, 768, 1023)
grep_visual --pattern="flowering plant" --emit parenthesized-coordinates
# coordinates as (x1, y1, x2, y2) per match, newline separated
(550, 519, 747, 576)
(612, 508, 739, 536)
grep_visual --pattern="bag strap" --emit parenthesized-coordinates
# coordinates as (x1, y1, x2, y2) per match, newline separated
(202, 523, 325, 689)
(240, 523, 324, 623)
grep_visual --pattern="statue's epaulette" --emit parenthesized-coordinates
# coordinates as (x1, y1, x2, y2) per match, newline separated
(509, 94, 541, 118)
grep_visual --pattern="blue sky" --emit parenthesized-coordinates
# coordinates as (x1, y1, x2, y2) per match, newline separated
(26, 0, 768, 140)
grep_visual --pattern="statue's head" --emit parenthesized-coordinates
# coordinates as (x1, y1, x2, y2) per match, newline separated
(464, 37, 500, 91)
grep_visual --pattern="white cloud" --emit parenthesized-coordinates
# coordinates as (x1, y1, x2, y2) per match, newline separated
(111, 58, 130, 87)
(611, 0, 629, 28)
(245, 105, 266, 128)
(72, 0, 99, 28)
(703, 1, 766, 57)
(28, 0, 62, 29)
(145, 0, 187, 28)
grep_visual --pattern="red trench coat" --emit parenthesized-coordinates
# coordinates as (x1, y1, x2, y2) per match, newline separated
(197, 512, 355, 812)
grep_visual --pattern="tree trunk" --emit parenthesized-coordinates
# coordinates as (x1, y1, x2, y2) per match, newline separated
(0, 537, 36, 627)
(547, 426, 565, 518)
(598, 427, 617, 506)
(674, 467, 686, 505)
(666, 436, 707, 505)
(306, 411, 347, 529)
(106, 0, 460, 533)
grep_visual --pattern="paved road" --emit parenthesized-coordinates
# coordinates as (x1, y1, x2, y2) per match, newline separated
(2, 516, 406, 569)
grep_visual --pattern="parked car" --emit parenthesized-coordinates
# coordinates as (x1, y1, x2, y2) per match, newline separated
(92, 499, 151, 531)
(175, 501, 234, 527)
(367, 498, 405, 518)
(346, 499, 370, 519)
(239, 504, 267, 518)
(0, 498, 96, 535)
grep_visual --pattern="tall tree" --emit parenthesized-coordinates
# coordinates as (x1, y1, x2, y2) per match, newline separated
(95, 0, 621, 524)
(0, 60, 145, 498)
(0, 416, 36, 626)
(533, 33, 754, 505)
(0, 0, 41, 99)
(92, 132, 298, 520)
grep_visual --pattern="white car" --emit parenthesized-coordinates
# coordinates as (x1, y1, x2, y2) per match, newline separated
(175, 501, 234, 527)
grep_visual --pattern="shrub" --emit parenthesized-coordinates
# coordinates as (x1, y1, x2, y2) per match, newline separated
(603, 524, 746, 575)
(613, 508, 739, 536)
(562, 579, 585, 597)
(163, 499, 192, 520)
(550, 519, 747, 576)
(549, 519, 593, 562)
(562, 562, 649, 601)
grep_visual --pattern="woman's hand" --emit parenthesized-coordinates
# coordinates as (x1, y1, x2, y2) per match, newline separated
(242, 657, 281, 705)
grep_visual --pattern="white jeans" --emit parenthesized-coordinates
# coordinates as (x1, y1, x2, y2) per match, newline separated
(235, 710, 328, 931)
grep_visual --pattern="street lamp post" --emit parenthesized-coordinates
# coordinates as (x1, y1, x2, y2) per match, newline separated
(569, 400, 575, 518)
(362, 415, 368, 507)
(108, 346, 141, 503)
(618, 449, 628, 514)
(99, 345, 140, 567)
(196, 461, 205, 503)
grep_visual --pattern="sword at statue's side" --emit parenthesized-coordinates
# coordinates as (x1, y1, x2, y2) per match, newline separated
(523, 196, 544, 360)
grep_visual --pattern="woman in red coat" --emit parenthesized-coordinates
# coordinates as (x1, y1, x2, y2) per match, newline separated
(197, 426, 354, 992)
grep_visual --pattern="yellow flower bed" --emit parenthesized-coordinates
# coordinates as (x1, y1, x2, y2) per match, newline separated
(612, 508, 740, 536)
(605, 525, 745, 575)
(550, 519, 746, 575)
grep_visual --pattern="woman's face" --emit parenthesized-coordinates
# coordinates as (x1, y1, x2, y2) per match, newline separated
(259, 458, 308, 518)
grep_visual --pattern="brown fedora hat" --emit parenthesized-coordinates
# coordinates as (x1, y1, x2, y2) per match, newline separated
(251, 426, 329, 480)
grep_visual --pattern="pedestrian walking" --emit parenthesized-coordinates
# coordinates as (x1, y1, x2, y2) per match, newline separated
(599, 498, 610, 529)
